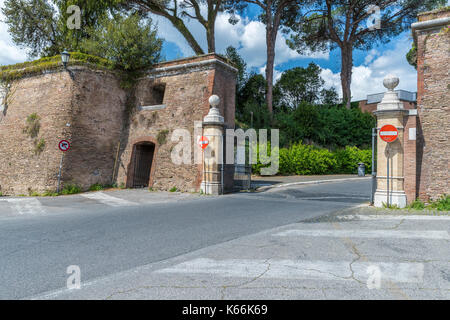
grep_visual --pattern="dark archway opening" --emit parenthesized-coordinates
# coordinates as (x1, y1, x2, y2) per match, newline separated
(130, 142, 155, 188)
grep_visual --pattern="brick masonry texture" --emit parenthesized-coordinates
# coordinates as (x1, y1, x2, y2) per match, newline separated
(0, 54, 236, 195)
(415, 8, 450, 201)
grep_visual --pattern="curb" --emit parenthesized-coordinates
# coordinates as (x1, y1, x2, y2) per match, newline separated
(254, 177, 372, 192)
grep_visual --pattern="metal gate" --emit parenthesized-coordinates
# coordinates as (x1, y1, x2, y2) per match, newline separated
(132, 143, 155, 188)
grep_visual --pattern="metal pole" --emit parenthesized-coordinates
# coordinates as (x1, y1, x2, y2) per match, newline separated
(57, 153, 64, 193)
(370, 128, 376, 205)
(386, 144, 390, 208)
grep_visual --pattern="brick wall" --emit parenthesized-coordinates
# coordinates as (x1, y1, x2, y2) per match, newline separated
(0, 68, 127, 195)
(0, 54, 237, 195)
(113, 54, 237, 193)
(415, 8, 450, 201)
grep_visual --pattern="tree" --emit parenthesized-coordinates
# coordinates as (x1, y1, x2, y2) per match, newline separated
(81, 13, 163, 71)
(2, 0, 61, 57)
(273, 62, 337, 109)
(287, 0, 446, 108)
(1, 0, 119, 57)
(224, 46, 247, 92)
(231, 1, 302, 116)
(125, 1, 237, 54)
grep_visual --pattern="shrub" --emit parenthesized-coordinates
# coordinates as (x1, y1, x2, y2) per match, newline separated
(429, 195, 450, 211)
(169, 187, 178, 192)
(408, 199, 425, 210)
(60, 184, 81, 195)
(89, 183, 104, 191)
(252, 141, 370, 176)
(333, 146, 372, 174)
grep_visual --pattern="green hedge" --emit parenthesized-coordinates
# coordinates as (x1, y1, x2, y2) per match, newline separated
(252, 142, 371, 175)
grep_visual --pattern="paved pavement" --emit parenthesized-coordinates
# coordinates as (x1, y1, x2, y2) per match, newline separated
(1, 177, 448, 299)
(33, 206, 449, 300)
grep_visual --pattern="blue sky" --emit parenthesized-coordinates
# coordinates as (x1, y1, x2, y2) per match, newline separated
(0, 1, 421, 101)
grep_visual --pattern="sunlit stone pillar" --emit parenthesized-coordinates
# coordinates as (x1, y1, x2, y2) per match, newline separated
(201, 95, 224, 195)
(373, 75, 408, 208)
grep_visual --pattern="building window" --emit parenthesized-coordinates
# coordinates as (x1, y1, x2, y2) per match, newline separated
(152, 83, 166, 105)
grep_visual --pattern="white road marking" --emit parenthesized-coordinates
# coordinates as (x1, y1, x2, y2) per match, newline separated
(274, 229, 450, 240)
(0, 198, 45, 215)
(337, 215, 450, 221)
(155, 258, 424, 283)
(80, 192, 138, 207)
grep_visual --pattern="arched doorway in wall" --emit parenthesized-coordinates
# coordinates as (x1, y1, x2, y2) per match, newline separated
(129, 142, 155, 188)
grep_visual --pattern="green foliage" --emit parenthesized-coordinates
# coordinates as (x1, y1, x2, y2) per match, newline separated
(333, 146, 372, 174)
(157, 129, 169, 145)
(169, 187, 178, 192)
(408, 199, 426, 210)
(273, 63, 338, 109)
(60, 184, 81, 195)
(34, 138, 46, 155)
(43, 190, 59, 197)
(1, 0, 120, 57)
(81, 13, 163, 72)
(0, 52, 115, 82)
(429, 195, 450, 211)
(23, 113, 41, 138)
(224, 46, 247, 91)
(406, 43, 417, 69)
(252, 141, 371, 176)
(0, 192, 3, 197)
(275, 103, 375, 149)
(89, 183, 105, 191)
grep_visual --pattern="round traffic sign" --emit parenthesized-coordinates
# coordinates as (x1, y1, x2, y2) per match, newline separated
(379, 125, 398, 143)
(198, 136, 209, 150)
(58, 140, 71, 152)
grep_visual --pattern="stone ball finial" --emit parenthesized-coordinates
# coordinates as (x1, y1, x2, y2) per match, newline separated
(209, 95, 220, 108)
(383, 74, 399, 91)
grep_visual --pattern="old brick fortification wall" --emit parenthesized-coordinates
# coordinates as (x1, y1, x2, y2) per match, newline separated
(115, 54, 237, 193)
(414, 8, 450, 201)
(0, 54, 236, 195)
(0, 68, 127, 195)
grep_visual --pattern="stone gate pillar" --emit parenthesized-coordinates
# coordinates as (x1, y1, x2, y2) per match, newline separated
(373, 75, 408, 208)
(201, 95, 224, 195)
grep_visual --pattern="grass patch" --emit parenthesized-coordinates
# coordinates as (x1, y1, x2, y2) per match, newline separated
(407, 199, 425, 210)
(169, 187, 178, 192)
(429, 195, 450, 211)
(60, 184, 82, 195)
(0, 52, 116, 82)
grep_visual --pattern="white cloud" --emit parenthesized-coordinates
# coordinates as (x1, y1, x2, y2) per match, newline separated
(0, 0, 29, 66)
(320, 35, 417, 101)
(154, 7, 328, 69)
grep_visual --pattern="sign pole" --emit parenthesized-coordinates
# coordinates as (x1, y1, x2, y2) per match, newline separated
(57, 153, 64, 194)
(386, 144, 390, 208)
(57, 139, 71, 193)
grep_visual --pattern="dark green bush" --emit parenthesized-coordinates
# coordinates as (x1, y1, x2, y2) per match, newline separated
(61, 184, 82, 195)
(429, 195, 450, 211)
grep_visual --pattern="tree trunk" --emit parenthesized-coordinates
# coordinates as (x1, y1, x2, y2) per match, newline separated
(207, 21, 215, 53)
(266, 34, 275, 116)
(171, 16, 205, 55)
(340, 44, 353, 109)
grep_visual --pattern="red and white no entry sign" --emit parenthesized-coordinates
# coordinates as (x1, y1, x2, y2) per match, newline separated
(198, 136, 209, 150)
(58, 140, 71, 152)
(379, 125, 398, 143)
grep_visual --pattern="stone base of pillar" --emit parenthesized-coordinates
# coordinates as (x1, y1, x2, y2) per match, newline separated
(374, 190, 407, 208)
(201, 181, 222, 195)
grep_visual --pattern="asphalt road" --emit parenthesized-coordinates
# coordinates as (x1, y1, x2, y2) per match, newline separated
(0, 179, 371, 299)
